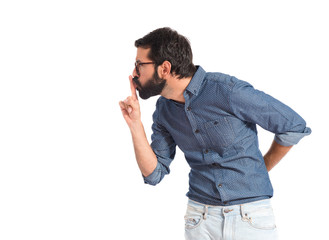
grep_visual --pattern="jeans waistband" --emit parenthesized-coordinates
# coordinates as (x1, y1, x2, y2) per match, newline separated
(187, 198, 273, 220)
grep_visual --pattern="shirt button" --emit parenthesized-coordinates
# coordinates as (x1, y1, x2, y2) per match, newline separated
(218, 184, 223, 188)
(186, 106, 192, 111)
(195, 129, 200, 133)
(204, 149, 209, 154)
(211, 163, 217, 167)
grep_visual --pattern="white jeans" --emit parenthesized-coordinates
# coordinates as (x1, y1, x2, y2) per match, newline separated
(185, 199, 278, 240)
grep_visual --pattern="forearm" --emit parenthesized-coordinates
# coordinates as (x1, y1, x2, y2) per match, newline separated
(263, 140, 293, 172)
(130, 121, 158, 177)
(119, 76, 158, 178)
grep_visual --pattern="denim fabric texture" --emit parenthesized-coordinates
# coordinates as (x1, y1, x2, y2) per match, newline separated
(144, 66, 311, 206)
(184, 199, 278, 240)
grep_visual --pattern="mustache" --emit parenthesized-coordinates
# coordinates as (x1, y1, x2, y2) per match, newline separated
(132, 76, 142, 89)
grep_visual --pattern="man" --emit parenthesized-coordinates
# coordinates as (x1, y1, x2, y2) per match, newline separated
(119, 27, 311, 240)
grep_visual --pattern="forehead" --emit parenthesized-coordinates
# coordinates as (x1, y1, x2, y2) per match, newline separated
(136, 47, 151, 61)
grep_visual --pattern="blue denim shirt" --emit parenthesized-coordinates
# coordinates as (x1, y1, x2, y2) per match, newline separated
(144, 66, 311, 206)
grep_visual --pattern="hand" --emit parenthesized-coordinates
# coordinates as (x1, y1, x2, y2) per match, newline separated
(119, 76, 141, 128)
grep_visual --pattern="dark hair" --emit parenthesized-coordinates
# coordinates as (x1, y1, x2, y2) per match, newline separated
(135, 27, 196, 79)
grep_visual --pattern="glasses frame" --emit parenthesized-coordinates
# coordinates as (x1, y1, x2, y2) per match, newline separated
(134, 61, 155, 76)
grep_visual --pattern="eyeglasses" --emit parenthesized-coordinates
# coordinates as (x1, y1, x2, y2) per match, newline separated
(134, 61, 155, 76)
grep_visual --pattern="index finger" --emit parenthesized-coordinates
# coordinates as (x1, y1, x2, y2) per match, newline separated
(129, 75, 138, 100)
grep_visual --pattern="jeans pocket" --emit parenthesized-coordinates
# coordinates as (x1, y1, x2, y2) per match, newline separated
(184, 214, 203, 229)
(242, 207, 277, 230)
(184, 206, 204, 230)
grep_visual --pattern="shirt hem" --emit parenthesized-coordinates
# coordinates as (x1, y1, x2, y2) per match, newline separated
(186, 194, 271, 206)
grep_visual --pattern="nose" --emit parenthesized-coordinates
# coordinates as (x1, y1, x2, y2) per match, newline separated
(132, 67, 139, 78)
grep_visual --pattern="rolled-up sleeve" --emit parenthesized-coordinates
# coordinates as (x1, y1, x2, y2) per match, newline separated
(143, 100, 176, 185)
(229, 78, 311, 146)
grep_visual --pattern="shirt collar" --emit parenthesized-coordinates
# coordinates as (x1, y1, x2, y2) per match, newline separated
(185, 66, 206, 96)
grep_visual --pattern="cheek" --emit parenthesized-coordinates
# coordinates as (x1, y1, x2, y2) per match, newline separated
(137, 78, 146, 87)
(140, 74, 153, 86)
(143, 68, 156, 79)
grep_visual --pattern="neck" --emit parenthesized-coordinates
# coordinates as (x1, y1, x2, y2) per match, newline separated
(161, 76, 192, 103)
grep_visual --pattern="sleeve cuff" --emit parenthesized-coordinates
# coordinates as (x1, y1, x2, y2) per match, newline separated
(274, 127, 312, 146)
(143, 162, 162, 186)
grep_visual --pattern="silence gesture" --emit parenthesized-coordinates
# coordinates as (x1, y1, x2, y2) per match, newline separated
(119, 75, 141, 128)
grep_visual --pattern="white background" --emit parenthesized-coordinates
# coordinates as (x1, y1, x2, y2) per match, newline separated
(0, 0, 328, 239)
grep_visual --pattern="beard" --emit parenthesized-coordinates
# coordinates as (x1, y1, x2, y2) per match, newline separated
(132, 70, 167, 100)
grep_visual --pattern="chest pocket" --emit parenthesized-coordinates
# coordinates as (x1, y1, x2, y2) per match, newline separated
(203, 116, 235, 148)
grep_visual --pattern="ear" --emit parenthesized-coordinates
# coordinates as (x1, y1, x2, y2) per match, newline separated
(158, 61, 172, 78)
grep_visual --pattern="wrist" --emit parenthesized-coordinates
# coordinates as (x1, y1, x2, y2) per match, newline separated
(129, 120, 144, 134)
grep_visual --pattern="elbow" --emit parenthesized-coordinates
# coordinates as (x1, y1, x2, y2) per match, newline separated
(143, 171, 164, 186)
(292, 118, 312, 138)
(144, 179, 160, 186)
(143, 162, 168, 186)
(274, 125, 312, 146)
(291, 117, 308, 133)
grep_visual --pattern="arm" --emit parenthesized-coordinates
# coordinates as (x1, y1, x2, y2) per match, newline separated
(119, 76, 157, 177)
(263, 140, 293, 172)
(119, 76, 176, 185)
(229, 78, 311, 170)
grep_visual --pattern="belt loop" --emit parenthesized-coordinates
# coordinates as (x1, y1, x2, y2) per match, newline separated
(203, 205, 208, 220)
(240, 204, 250, 222)
(240, 204, 245, 219)
(240, 204, 244, 218)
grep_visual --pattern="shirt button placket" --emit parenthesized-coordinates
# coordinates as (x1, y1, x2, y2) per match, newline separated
(185, 98, 207, 148)
(186, 107, 198, 134)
